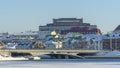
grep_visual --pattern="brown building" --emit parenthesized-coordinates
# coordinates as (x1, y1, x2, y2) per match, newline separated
(39, 18, 101, 35)
(61, 26, 101, 34)
(102, 38, 120, 50)
(102, 25, 120, 50)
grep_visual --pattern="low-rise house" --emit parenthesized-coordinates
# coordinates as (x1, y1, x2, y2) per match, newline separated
(45, 40, 62, 49)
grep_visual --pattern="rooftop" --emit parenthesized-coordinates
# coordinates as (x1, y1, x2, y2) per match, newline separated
(114, 25, 120, 31)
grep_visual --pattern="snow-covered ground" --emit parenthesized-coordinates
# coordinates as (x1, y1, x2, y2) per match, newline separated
(104, 51, 120, 57)
(0, 60, 120, 68)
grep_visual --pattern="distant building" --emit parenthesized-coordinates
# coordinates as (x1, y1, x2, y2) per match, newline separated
(52, 18, 84, 26)
(61, 26, 101, 35)
(102, 25, 120, 50)
(102, 38, 120, 50)
(13, 31, 39, 41)
(39, 18, 101, 39)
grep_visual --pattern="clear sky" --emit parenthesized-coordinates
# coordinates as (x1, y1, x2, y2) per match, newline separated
(0, 0, 120, 33)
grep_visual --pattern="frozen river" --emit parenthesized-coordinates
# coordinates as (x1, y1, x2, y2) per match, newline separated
(1, 59, 120, 68)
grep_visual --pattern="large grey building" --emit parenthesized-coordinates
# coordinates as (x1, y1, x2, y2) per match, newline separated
(39, 18, 101, 39)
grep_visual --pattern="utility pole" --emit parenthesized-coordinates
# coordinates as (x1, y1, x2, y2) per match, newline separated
(115, 38, 117, 50)
(110, 36, 112, 51)
(108, 31, 112, 51)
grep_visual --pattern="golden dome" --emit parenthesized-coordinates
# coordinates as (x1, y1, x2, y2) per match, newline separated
(51, 31, 57, 35)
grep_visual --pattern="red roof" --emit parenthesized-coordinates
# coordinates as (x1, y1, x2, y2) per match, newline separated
(61, 27, 102, 34)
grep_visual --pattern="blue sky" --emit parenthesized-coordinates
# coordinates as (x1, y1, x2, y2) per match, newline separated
(0, 0, 120, 33)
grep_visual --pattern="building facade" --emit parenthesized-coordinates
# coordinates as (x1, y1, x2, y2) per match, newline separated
(39, 18, 101, 39)
(102, 38, 120, 50)
(102, 25, 120, 50)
